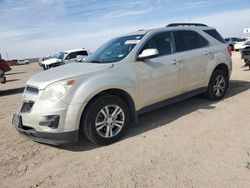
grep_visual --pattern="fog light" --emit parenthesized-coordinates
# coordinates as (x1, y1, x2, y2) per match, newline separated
(39, 115, 60, 129)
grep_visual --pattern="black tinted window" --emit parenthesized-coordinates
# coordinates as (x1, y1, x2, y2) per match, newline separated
(238, 38, 247, 42)
(65, 52, 77, 60)
(174, 31, 209, 52)
(232, 38, 239, 42)
(77, 51, 88, 56)
(140, 32, 175, 56)
(203, 29, 225, 44)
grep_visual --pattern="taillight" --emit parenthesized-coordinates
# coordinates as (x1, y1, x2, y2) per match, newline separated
(227, 46, 232, 56)
(227, 46, 233, 56)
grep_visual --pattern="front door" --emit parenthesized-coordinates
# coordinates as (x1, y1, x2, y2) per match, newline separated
(136, 31, 183, 107)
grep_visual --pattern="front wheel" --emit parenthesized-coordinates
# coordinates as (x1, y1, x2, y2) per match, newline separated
(206, 69, 228, 100)
(81, 95, 130, 145)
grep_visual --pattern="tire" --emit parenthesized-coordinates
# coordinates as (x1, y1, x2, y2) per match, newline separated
(0, 69, 4, 77)
(81, 95, 130, 145)
(206, 69, 228, 100)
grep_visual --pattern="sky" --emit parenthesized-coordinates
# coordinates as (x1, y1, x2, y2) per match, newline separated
(1, 0, 250, 59)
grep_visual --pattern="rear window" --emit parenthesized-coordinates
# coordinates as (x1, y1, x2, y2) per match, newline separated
(237, 38, 247, 42)
(203, 29, 225, 44)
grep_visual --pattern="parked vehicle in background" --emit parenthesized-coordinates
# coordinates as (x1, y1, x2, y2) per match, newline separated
(13, 23, 232, 145)
(40, 48, 90, 70)
(17, 59, 30, 65)
(241, 44, 250, 68)
(224, 37, 239, 51)
(0, 59, 11, 77)
(234, 38, 248, 51)
(5, 60, 18, 66)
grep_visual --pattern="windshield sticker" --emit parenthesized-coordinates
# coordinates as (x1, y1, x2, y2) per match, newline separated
(125, 40, 140, 45)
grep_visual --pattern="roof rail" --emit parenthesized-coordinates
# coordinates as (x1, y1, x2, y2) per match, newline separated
(166, 23, 208, 27)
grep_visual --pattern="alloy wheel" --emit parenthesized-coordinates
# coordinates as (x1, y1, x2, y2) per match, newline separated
(213, 75, 226, 97)
(95, 105, 125, 138)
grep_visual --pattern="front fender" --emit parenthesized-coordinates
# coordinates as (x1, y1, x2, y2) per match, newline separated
(63, 72, 138, 107)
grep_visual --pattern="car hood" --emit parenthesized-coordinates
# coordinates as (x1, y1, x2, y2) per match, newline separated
(27, 63, 113, 89)
(41, 58, 61, 65)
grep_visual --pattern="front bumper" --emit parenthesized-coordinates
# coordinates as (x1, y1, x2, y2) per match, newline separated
(13, 114, 79, 145)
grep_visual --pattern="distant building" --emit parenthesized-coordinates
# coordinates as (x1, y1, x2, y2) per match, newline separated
(244, 28, 250, 40)
(244, 28, 250, 34)
(0, 53, 2, 60)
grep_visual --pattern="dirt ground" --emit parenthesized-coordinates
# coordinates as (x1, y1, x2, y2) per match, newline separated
(1, 53, 250, 188)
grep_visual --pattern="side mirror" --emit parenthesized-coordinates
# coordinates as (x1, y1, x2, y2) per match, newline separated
(138, 49, 159, 61)
(76, 55, 85, 62)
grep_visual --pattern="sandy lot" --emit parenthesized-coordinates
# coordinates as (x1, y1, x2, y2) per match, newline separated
(1, 53, 250, 188)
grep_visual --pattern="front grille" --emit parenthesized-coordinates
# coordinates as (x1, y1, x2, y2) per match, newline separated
(21, 101, 34, 113)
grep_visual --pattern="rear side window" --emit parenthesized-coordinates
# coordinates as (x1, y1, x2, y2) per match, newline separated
(140, 32, 175, 56)
(77, 50, 88, 56)
(203, 29, 226, 44)
(173, 30, 209, 52)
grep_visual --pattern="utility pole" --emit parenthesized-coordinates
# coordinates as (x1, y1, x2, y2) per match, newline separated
(6, 53, 9, 60)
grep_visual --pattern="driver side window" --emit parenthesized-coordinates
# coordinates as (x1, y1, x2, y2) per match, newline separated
(140, 32, 176, 57)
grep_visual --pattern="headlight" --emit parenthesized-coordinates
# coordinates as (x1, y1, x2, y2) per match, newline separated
(40, 79, 76, 101)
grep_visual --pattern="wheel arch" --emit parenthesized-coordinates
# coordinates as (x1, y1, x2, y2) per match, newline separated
(79, 88, 137, 131)
(213, 63, 229, 79)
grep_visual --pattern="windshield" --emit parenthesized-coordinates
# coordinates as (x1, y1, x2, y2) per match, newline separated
(246, 41, 250, 45)
(84, 34, 144, 63)
(58, 52, 67, 60)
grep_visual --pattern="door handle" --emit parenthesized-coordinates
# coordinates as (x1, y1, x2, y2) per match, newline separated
(204, 50, 212, 55)
(171, 59, 181, 65)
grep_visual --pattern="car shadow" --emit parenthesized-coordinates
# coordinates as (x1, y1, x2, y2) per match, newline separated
(49, 79, 250, 152)
(5, 72, 26, 75)
(6, 79, 20, 83)
(0, 87, 25, 97)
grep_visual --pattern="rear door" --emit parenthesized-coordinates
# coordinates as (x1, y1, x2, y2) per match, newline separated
(173, 30, 210, 93)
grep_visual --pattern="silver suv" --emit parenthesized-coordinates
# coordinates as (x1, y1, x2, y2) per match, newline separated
(13, 23, 232, 145)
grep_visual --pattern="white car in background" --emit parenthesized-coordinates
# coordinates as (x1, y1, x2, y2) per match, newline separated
(40, 48, 90, 70)
(17, 59, 30, 65)
(234, 38, 248, 51)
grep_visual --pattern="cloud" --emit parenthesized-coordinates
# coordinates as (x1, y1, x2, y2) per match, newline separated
(1, 0, 250, 59)
(194, 8, 250, 37)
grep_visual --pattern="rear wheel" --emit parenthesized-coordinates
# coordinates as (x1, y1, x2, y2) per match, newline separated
(206, 69, 228, 100)
(81, 95, 130, 145)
